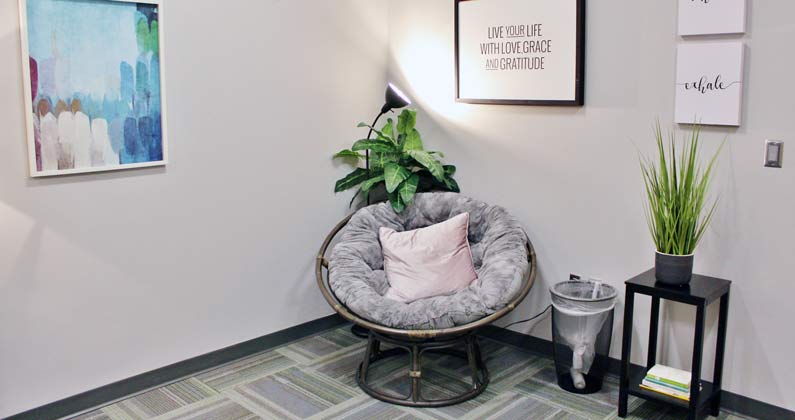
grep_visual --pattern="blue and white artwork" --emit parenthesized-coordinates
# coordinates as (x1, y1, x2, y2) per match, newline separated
(20, 0, 166, 176)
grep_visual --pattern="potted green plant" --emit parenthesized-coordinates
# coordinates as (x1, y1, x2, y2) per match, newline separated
(639, 122, 724, 286)
(332, 109, 460, 213)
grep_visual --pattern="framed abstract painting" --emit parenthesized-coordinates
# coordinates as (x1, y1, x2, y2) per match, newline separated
(18, 0, 167, 177)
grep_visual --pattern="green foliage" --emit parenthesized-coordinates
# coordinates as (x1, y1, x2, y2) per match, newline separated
(399, 174, 419, 204)
(382, 118, 396, 142)
(351, 139, 397, 153)
(639, 122, 724, 255)
(403, 129, 424, 151)
(334, 168, 369, 193)
(384, 162, 411, 193)
(397, 109, 417, 135)
(406, 150, 444, 181)
(333, 149, 364, 159)
(388, 191, 407, 213)
(333, 109, 460, 212)
(361, 174, 385, 192)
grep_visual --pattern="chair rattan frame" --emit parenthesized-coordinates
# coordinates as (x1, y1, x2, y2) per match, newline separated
(315, 213, 537, 406)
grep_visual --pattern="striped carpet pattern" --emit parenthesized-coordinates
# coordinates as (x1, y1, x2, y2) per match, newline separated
(71, 326, 756, 420)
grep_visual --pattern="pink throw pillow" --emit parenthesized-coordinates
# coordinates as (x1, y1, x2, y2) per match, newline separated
(380, 213, 478, 303)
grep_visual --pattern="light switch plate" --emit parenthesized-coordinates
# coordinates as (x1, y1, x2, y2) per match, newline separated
(765, 140, 784, 168)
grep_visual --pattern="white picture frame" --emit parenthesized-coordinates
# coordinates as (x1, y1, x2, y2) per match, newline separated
(675, 41, 745, 127)
(18, 0, 168, 177)
(678, 0, 747, 36)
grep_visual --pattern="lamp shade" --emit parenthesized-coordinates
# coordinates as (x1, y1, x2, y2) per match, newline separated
(381, 83, 411, 113)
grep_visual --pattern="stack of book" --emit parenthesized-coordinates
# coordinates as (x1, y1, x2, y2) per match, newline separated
(640, 365, 697, 402)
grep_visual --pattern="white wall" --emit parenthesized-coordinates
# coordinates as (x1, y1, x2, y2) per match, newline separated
(0, 0, 388, 416)
(2, 0, 793, 415)
(388, 0, 795, 412)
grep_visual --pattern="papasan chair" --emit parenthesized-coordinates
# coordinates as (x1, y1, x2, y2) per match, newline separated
(315, 193, 536, 407)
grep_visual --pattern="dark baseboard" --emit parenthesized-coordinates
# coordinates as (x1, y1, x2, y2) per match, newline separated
(5, 314, 347, 420)
(479, 325, 795, 420)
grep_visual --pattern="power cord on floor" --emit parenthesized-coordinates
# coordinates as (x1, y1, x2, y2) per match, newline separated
(502, 304, 552, 329)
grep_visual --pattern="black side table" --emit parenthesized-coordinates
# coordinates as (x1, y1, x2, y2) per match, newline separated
(618, 269, 731, 420)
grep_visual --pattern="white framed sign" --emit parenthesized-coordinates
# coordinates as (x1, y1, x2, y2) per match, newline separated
(455, 0, 585, 106)
(678, 0, 747, 36)
(675, 41, 745, 127)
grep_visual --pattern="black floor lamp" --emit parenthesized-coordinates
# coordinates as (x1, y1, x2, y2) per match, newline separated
(364, 83, 412, 205)
(351, 84, 411, 339)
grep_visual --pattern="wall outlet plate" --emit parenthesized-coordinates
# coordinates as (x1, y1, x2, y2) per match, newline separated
(765, 140, 784, 168)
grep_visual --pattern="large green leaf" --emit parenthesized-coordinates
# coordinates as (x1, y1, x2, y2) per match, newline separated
(381, 118, 396, 143)
(407, 150, 444, 181)
(399, 174, 419, 204)
(403, 129, 424, 151)
(333, 149, 364, 159)
(334, 168, 368, 192)
(361, 174, 385, 192)
(397, 109, 417, 136)
(369, 151, 401, 169)
(384, 162, 411, 193)
(351, 139, 398, 153)
(388, 191, 406, 213)
(357, 122, 392, 143)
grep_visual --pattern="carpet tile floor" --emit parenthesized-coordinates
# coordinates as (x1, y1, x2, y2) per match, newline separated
(70, 326, 758, 420)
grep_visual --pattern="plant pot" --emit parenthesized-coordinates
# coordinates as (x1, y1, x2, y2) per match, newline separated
(655, 252, 694, 286)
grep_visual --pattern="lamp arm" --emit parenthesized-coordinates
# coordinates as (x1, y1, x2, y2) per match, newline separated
(365, 110, 386, 171)
(365, 110, 386, 205)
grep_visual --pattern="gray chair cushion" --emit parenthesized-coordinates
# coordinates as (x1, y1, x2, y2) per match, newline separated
(329, 193, 531, 330)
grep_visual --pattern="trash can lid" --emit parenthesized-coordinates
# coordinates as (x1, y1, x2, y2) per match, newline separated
(551, 280, 617, 303)
(550, 280, 618, 315)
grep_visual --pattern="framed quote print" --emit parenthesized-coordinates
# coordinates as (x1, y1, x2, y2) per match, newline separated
(455, 0, 585, 106)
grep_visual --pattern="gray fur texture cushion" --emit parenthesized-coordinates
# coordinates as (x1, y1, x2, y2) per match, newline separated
(329, 193, 531, 330)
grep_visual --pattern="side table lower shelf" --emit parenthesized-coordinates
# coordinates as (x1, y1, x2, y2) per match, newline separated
(627, 369, 719, 414)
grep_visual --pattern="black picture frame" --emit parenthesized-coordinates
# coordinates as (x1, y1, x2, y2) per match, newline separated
(454, 0, 586, 106)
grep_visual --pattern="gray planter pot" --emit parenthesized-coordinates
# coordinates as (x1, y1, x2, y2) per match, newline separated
(655, 252, 694, 286)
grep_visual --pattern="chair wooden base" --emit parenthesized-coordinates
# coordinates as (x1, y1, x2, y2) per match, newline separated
(356, 330, 489, 407)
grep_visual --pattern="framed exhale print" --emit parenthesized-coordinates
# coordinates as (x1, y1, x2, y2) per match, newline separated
(675, 41, 745, 127)
(455, 0, 585, 106)
(18, 0, 168, 177)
